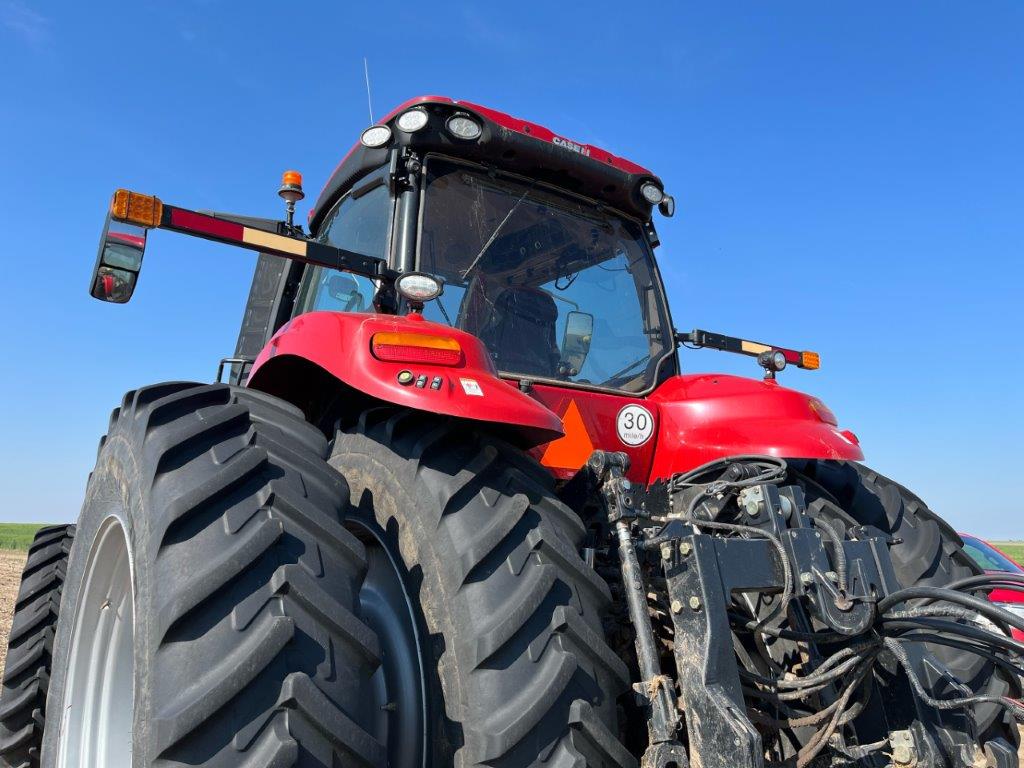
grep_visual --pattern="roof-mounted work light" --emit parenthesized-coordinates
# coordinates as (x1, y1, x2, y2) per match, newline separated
(446, 114, 482, 140)
(360, 124, 393, 148)
(397, 108, 429, 133)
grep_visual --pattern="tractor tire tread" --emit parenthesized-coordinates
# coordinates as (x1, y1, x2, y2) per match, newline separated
(41, 383, 380, 768)
(333, 408, 632, 768)
(0, 525, 74, 768)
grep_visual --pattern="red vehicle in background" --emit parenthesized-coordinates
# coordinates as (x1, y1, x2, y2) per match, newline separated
(960, 534, 1024, 641)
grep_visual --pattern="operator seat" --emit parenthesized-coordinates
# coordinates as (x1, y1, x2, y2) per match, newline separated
(479, 286, 561, 377)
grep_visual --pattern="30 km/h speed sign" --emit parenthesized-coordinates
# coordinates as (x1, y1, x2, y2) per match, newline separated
(616, 404, 654, 446)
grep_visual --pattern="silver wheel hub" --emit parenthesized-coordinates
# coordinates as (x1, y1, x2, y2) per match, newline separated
(56, 517, 134, 768)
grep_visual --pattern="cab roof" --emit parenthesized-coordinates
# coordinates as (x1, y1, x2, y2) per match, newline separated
(309, 96, 665, 234)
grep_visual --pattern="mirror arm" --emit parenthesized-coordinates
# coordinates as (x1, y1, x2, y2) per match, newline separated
(130, 200, 388, 282)
(196, 211, 286, 234)
(676, 328, 819, 371)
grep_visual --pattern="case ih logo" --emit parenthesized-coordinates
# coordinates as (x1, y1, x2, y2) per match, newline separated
(552, 135, 591, 157)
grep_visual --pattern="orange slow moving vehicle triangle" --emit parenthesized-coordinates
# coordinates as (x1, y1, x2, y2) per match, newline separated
(540, 400, 595, 470)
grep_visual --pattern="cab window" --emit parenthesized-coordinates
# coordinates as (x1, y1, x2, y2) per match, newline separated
(296, 177, 391, 315)
(417, 159, 674, 393)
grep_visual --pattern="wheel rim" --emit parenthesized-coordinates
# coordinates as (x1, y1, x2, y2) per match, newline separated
(57, 517, 134, 768)
(353, 521, 428, 768)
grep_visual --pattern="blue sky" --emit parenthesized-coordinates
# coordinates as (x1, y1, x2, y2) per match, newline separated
(1, 2, 1021, 535)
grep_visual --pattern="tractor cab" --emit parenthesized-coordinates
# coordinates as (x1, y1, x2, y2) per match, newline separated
(287, 98, 679, 397)
(301, 152, 676, 395)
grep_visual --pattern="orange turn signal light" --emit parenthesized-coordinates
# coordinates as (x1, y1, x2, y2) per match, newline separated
(800, 351, 820, 370)
(111, 189, 163, 228)
(808, 398, 838, 425)
(371, 332, 462, 366)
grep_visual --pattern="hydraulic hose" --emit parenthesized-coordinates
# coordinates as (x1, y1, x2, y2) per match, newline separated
(880, 616, 1024, 656)
(883, 637, 1024, 722)
(877, 585, 1024, 634)
(809, 517, 848, 595)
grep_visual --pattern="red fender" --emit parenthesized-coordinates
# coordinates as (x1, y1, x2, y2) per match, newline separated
(647, 374, 864, 482)
(247, 311, 564, 447)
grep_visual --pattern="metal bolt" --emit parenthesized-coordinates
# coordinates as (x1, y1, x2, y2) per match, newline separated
(800, 572, 814, 586)
(688, 595, 702, 611)
(671, 600, 683, 614)
(679, 541, 692, 557)
(660, 544, 673, 561)
(825, 571, 839, 583)
(889, 730, 916, 767)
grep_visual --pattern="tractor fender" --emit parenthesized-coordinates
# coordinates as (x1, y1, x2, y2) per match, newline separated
(246, 311, 564, 447)
(647, 373, 864, 482)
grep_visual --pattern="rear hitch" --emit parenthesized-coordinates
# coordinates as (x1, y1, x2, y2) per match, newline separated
(590, 451, 689, 768)
(588, 453, 1021, 768)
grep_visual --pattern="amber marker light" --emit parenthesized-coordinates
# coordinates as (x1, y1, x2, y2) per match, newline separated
(800, 351, 821, 370)
(110, 189, 163, 228)
(371, 332, 462, 366)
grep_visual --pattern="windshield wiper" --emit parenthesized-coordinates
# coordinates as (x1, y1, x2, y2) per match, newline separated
(607, 354, 651, 382)
(460, 184, 535, 279)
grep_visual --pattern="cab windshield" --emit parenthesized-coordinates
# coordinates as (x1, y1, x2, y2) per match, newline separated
(418, 159, 674, 393)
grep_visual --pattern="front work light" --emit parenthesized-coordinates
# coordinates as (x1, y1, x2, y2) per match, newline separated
(640, 182, 664, 205)
(396, 272, 444, 303)
(360, 125, 393, 148)
(397, 108, 429, 133)
(758, 350, 787, 373)
(371, 332, 462, 366)
(446, 114, 482, 140)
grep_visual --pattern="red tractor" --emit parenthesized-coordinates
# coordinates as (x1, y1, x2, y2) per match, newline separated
(2, 97, 1021, 768)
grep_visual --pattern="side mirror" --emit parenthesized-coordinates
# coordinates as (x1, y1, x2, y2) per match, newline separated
(559, 310, 594, 377)
(658, 195, 676, 218)
(327, 272, 364, 311)
(90, 213, 147, 303)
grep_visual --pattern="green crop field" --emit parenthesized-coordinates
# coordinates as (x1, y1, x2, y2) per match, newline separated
(0, 524, 47, 551)
(991, 544, 1024, 561)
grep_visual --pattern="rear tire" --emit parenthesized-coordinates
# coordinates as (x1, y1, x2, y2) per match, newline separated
(331, 408, 636, 768)
(0, 525, 75, 768)
(795, 460, 1021, 762)
(40, 383, 382, 767)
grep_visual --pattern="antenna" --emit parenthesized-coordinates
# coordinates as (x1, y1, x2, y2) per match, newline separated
(363, 58, 374, 124)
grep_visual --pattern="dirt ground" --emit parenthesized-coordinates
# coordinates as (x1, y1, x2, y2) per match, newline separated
(0, 549, 26, 677)
(0, 547, 1019, 761)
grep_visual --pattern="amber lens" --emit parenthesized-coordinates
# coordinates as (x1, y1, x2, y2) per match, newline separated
(110, 190, 163, 228)
(371, 332, 462, 366)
